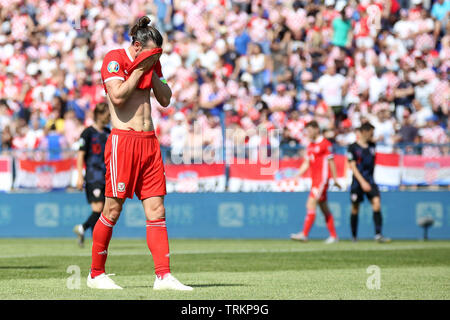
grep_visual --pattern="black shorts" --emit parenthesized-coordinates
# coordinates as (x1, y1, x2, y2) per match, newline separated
(85, 183, 105, 204)
(350, 183, 380, 204)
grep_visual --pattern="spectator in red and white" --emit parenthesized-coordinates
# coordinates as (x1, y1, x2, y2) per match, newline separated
(413, 73, 435, 110)
(368, 67, 389, 104)
(25, 114, 44, 150)
(170, 111, 188, 159)
(0, 0, 448, 159)
(268, 83, 293, 126)
(203, 113, 223, 162)
(63, 109, 84, 150)
(248, 42, 269, 95)
(11, 117, 29, 151)
(317, 63, 348, 122)
(226, 3, 249, 35)
(419, 115, 449, 157)
(431, 69, 449, 117)
(336, 118, 357, 146)
(186, 115, 204, 164)
(372, 101, 396, 151)
(0, 100, 12, 133)
(314, 93, 335, 131)
(410, 98, 434, 128)
(247, 3, 271, 54)
(286, 109, 306, 144)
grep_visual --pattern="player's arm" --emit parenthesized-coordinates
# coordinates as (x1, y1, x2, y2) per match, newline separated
(151, 67, 171, 107)
(296, 157, 310, 177)
(76, 150, 86, 191)
(348, 160, 372, 192)
(103, 51, 158, 107)
(76, 130, 89, 190)
(105, 70, 146, 107)
(328, 156, 342, 189)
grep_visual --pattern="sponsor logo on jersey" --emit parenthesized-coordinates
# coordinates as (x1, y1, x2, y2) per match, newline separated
(107, 61, 120, 73)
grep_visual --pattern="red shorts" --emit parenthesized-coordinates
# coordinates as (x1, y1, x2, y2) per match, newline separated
(105, 128, 166, 200)
(309, 179, 329, 202)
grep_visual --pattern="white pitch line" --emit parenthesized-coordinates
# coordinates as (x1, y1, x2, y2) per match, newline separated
(0, 243, 449, 259)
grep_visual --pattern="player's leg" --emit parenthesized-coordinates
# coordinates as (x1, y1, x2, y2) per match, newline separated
(84, 201, 104, 232)
(291, 195, 317, 241)
(87, 130, 134, 288)
(142, 196, 192, 291)
(139, 135, 192, 290)
(87, 196, 124, 289)
(82, 184, 106, 233)
(350, 202, 360, 242)
(371, 196, 382, 235)
(74, 184, 101, 247)
(318, 200, 338, 243)
(350, 186, 363, 241)
(303, 196, 318, 237)
(73, 201, 103, 248)
(370, 192, 391, 243)
(143, 196, 170, 278)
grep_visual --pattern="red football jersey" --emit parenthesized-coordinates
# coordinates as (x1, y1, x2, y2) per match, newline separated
(306, 136, 334, 184)
(100, 47, 164, 94)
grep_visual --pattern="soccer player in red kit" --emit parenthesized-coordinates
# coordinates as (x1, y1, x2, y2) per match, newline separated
(87, 16, 192, 291)
(290, 120, 341, 243)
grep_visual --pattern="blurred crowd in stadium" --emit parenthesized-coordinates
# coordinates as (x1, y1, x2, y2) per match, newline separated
(0, 0, 449, 160)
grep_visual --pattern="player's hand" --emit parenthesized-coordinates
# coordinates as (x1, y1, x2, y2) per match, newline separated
(333, 181, 342, 190)
(361, 181, 372, 193)
(136, 53, 162, 73)
(76, 176, 84, 191)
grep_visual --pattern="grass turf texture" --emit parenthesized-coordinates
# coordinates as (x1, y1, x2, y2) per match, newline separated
(0, 239, 449, 300)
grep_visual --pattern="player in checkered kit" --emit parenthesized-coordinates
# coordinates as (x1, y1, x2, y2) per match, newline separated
(73, 103, 111, 248)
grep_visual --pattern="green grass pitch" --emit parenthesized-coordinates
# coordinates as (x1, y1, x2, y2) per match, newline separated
(0, 238, 449, 300)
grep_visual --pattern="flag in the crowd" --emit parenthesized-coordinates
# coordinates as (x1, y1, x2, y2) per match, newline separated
(165, 163, 226, 192)
(401, 156, 450, 186)
(228, 155, 349, 192)
(374, 153, 401, 189)
(0, 156, 13, 192)
(14, 158, 75, 190)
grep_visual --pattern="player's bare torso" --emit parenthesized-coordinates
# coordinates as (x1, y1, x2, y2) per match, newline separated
(107, 89, 154, 132)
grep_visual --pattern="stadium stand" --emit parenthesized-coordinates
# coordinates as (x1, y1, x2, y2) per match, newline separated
(0, 0, 448, 191)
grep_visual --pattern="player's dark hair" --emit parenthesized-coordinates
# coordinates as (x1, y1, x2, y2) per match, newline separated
(94, 102, 108, 121)
(360, 122, 375, 132)
(130, 16, 163, 48)
(305, 120, 319, 129)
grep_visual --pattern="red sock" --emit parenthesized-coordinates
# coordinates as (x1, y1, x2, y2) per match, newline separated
(324, 212, 337, 238)
(303, 210, 316, 237)
(90, 213, 115, 278)
(146, 219, 171, 278)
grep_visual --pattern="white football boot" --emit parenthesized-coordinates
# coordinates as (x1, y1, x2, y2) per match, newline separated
(324, 236, 339, 244)
(375, 234, 391, 243)
(290, 231, 307, 242)
(87, 273, 123, 290)
(153, 274, 193, 291)
(73, 224, 85, 248)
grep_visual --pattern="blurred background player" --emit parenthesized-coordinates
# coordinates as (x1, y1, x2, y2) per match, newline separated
(73, 103, 110, 247)
(291, 120, 341, 244)
(347, 122, 391, 243)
